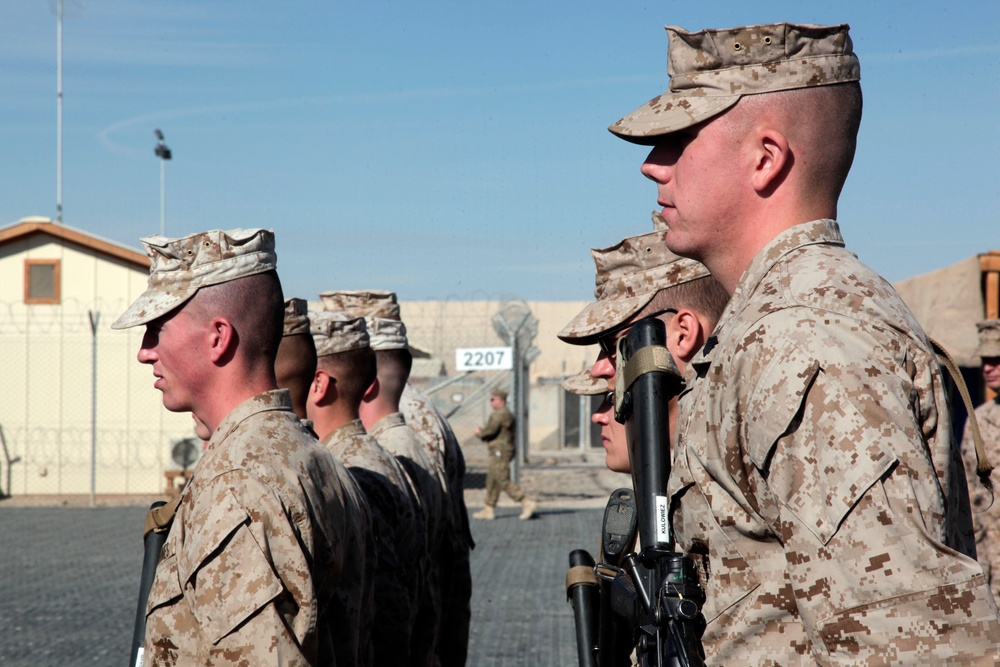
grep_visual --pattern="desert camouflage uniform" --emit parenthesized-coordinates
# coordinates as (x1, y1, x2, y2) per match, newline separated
(324, 419, 424, 667)
(671, 220, 1000, 665)
(370, 411, 445, 666)
(479, 404, 527, 506)
(143, 390, 373, 666)
(963, 399, 1000, 601)
(401, 383, 474, 667)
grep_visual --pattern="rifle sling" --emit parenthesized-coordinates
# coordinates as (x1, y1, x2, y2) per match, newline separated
(929, 337, 994, 501)
(566, 564, 599, 598)
(143, 494, 181, 538)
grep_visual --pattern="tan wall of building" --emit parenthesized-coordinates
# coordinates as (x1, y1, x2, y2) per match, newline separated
(398, 299, 598, 382)
(0, 232, 194, 496)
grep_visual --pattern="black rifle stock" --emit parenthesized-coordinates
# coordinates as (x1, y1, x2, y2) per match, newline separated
(566, 549, 600, 667)
(129, 501, 168, 667)
(609, 317, 706, 667)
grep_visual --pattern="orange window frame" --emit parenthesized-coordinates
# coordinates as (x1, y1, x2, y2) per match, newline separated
(24, 258, 61, 304)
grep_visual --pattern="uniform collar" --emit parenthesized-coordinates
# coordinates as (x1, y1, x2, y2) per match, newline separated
(691, 219, 844, 374)
(324, 418, 366, 445)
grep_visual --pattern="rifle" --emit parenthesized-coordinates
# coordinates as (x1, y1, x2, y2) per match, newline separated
(129, 498, 177, 667)
(566, 549, 600, 667)
(600, 316, 706, 667)
(567, 488, 638, 667)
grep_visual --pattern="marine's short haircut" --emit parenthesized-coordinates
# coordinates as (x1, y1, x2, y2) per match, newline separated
(374, 348, 413, 404)
(318, 346, 377, 409)
(728, 81, 863, 203)
(643, 274, 730, 331)
(191, 270, 285, 368)
(275, 333, 317, 410)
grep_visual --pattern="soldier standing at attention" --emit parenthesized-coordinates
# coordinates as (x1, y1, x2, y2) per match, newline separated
(472, 388, 536, 521)
(305, 311, 422, 667)
(558, 227, 727, 472)
(610, 21, 1000, 663)
(274, 297, 317, 420)
(112, 229, 366, 665)
(963, 319, 1000, 602)
(320, 289, 474, 667)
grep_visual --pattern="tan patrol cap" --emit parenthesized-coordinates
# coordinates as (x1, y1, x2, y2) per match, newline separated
(492, 388, 508, 401)
(561, 370, 608, 396)
(310, 311, 369, 357)
(283, 298, 310, 337)
(558, 230, 709, 345)
(977, 320, 1000, 358)
(319, 289, 401, 320)
(610, 22, 861, 145)
(367, 317, 409, 351)
(112, 228, 276, 329)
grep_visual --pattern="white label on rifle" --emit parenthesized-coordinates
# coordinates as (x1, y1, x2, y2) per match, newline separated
(134, 647, 144, 667)
(655, 494, 670, 544)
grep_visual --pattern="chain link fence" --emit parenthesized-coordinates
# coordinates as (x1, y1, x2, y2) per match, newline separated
(0, 298, 196, 499)
(0, 296, 599, 499)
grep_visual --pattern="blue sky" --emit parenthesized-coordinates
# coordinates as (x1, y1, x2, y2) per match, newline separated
(2, 1, 998, 302)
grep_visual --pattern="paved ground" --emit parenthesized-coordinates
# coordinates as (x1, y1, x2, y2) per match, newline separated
(0, 453, 627, 666)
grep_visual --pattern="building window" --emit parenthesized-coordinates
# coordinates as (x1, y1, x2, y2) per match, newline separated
(24, 259, 61, 304)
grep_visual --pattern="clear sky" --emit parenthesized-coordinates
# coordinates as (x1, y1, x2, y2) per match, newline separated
(3, 0, 998, 302)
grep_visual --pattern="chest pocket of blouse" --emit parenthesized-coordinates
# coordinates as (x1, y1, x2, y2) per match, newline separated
(146, 543, 183, 617)
(743, 339, 896, 545)
(177, 487, 284, 646)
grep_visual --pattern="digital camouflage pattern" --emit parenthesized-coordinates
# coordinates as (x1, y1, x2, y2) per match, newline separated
(143, 390, 374, 666)
(977, 319, 1000, 358)
(610, 23, 861, 145)
(367, 316, 409, 351)
(478, 404, 526, 507)
(323, 419, 424, 667)
(112, 228, 276, 330)
(671, 220, 1000, 664)
(369, 411, 445, 667)
(319, 289, 401, 320)
(310, 310, 369, 356)
(963, 399, 1000, 602)
(557, 229, 709, 345)
(282, 297, 310, 337)
(400, 383, 474, 667)
(561, 369, 607, 396)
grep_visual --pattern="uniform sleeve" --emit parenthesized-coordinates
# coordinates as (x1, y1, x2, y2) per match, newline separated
(479, 412, 502, 441)
(179, 471, 316, 663)
(741, 327, 994, 663)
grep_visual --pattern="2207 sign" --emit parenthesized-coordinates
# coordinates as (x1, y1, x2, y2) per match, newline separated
(455, 347, 513, 371)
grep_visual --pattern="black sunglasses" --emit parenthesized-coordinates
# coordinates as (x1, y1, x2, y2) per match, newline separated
(596, 308, 678, 359)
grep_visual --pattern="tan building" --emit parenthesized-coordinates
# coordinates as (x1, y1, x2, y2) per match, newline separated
(0, 217, 195, 497)
(0, 221, 601, 497)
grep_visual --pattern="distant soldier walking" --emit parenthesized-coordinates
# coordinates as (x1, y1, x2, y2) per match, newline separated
(473, 389, 535, 521)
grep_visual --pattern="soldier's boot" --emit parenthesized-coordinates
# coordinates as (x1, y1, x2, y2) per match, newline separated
(473, 505, 495, 520)
(519, 498, 537, 521)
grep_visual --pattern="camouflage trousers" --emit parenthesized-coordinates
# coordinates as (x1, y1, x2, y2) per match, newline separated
(484, 446, 525, 506)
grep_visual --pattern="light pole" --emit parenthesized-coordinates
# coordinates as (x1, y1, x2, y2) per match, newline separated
(154, 129, 172, 236)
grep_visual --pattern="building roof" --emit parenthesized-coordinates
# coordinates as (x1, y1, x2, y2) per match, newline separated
(0, 217, 149, 269)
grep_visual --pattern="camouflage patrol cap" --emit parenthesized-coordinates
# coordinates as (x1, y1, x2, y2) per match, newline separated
(319, 289, 401, 320)
(610, 22, 861, 145)
(366, 317, 409, 351)
(977, 319, 1000, 358)
(557, 230, 709, 345)
(282, 298, 310, 337)
(561, 370, 608, 396)
(310, 310, 369, 357)
(112, 228, 276, 329)
(492, 388, 508, 401)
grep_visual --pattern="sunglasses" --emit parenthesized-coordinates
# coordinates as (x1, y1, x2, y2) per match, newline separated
(596, 308, 678, 359)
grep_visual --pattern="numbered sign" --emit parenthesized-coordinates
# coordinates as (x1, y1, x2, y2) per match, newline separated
(456, 347, 513, 371)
